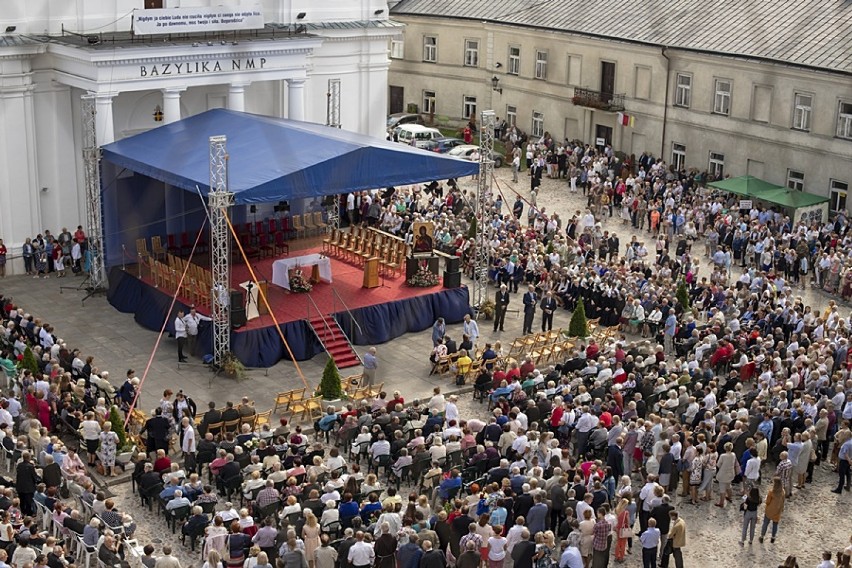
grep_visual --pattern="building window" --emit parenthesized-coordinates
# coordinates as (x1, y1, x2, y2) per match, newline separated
(144, 0, 163, 8)
(390, 39, 404, 60)
(535, 51, 548, 80)
(792, 93, 812, 131)
(422, 90, 436, 115)
(787, 169, 805, 191)
(508, 46, 520, 75)
(464, 39, 479, 67)
(830, 179, 849, 213)
(671, 143, 686, 172)
(423, 36, 437, 63)
(713, 79, 731, 115)
(532, 111, 544, 137)
(674, 74, 691, 108)
(506, 105, 517, 127)
(837, 101, 852, 139)
(463, 96, 477, 120)
(708, 152, 725, 178)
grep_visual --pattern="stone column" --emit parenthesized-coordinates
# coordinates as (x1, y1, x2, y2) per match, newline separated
(94, 91, 117, 145)
(286, 78, 306, 121)
(228, 83, 249, 112)
(162, 87, 185, 124)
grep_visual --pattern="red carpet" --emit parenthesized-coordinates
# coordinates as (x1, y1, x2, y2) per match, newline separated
(228, 246, 440, 331)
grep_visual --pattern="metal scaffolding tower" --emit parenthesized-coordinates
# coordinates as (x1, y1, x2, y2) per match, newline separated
(81, 94, 107, 294)
(208, 135, 234, 365)
(472, 110, 496, 312)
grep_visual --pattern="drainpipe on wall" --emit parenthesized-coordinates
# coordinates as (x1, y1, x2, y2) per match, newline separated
(660, 46, 670, 161)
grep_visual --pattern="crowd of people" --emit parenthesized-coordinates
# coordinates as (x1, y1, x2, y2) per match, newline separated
(0, 138, 851, 568)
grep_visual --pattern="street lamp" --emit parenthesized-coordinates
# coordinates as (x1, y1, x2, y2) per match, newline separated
(491, 76, 502, 94)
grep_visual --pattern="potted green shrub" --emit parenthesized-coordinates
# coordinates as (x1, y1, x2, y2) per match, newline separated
(676, 279, 691, 310)
(221, 352, 246, 380)
(19, 347, 39, 376)
(478, 300, 496, 320)
(317, 357, 344, 409)
(109, 406, 136, 470)
(568, 297, 590, 338)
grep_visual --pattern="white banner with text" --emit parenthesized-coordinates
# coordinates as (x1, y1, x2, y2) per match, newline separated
(133, 5, 264, 35)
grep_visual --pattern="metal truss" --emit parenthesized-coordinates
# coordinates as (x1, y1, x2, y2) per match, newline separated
(208, 135, 234, 365)
(81, 94, 107, 291)
(472, 110, 496, 312)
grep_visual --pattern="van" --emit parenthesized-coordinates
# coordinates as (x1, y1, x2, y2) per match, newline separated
(395, 124, 442, 145)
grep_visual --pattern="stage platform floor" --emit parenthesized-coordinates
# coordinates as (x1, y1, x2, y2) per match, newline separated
(226, 247, 441, 330)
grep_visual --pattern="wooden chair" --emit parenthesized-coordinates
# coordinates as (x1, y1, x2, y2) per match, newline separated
(151, 235, 166, 260)
(313, 212, 328, 233)
(254, 409, 272, 428)
(222, 418, 241, 434)
(322, 228, 339, 255)
(272, 391, 293, 415)
(302, 214, 317, 237)
(291, 214, 305, 239)
(136, 238, 150, 261)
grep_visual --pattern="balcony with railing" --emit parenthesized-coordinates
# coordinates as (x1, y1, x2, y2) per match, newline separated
(571, 87, 625, 112)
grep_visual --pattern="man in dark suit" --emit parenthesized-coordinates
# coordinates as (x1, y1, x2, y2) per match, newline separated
(216, 454, 241, 492)
(41, 455, 62, 490)
(607, 233, 620, 262)
(444, 336, 458, 356)
(606, 437, 625, 479)
(16, 451, 39, 516)
(522, 285, 537, 335)
(494, 284, 510, 332)
(63, 510, 86, 535)
(510, 529, 536, 568)
(220, 402, 240, 423)
(540, 291, 558, 332)
(140, 408, 170, 455)
(419, 539, 447, 568)
(198, 401, 221, 436)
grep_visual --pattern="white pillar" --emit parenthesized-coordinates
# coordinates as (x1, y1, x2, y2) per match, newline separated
(287, 78, 306, 121)
(162, 87, 185, 124)
(228, 83, 248, 112)
(94, 92, 117, 145)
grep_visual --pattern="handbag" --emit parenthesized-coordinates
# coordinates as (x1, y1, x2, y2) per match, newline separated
(619, 527, 632, 539)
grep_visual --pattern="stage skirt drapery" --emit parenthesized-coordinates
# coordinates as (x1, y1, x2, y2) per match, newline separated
(107, 267, 472, 368)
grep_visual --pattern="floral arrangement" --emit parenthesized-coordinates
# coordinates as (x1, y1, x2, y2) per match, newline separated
(243, 437, 258, 450)
(289, 268, 313, 293)
(407, 260, 439, 287)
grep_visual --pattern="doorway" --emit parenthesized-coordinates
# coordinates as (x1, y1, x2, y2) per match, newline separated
(389, 86, 404, 114)
(595, 124, 612, 148)
(600, 61, 615, 103)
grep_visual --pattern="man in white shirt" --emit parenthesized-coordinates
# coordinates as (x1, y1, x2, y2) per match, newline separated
(174, 310, 187, 362)
(347, 531, 375, 568)
(183, 307, 211, 358)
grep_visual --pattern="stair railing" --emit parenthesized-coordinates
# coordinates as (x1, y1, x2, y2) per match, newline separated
(331, 288, 363, 340)
(306, 293, 336, 342)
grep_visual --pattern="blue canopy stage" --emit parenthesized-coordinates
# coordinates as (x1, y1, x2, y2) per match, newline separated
(100, 109, 478, 367)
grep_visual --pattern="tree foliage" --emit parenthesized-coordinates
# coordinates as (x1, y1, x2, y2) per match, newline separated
(319, 357, 344, 400)
(568, 297, 590, 338)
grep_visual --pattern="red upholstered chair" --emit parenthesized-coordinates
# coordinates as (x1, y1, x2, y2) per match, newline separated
(268, 218, 278, 236)
(255, 221, 264, 238)
(259, 233, 274, 258)
(179, 232, 192, 256)
(167, 234, 180, 255)
(273, 231, 290, 257)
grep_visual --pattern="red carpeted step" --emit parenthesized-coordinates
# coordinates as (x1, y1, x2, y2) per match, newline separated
(335, 357, 361, 369)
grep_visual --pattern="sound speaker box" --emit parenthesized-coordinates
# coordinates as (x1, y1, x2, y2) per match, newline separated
(231, 306, 247, 328)
(445, 256, 460, 273)
(443, 271, 462, 288)
(230, 290, 243, 308)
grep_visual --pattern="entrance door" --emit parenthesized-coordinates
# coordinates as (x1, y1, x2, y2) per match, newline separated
(600, 61, 615, 103)
(595, 124, 612, 148)
(389, 86, 404, 114)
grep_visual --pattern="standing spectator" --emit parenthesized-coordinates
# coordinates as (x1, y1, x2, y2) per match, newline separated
(662, 510, 685, 568)
(522, 285, 537, 336)
(832, 436, 852, 494)
(16, 452, 39, 516)
(174, 310, 187, 363)
(362, 348, 378, 388)
(758, 477, 785, 544)
(639, 517, 660, 568)
(487, 526, 508, 568)
(591, 508, 611, 568)
(739, 486, 760, 545)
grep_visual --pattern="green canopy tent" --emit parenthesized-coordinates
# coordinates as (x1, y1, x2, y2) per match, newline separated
(708, 175, 830, 226)
(707, 175, 784, 197)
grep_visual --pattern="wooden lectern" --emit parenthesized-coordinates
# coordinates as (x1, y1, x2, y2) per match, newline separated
(256, 280, 269, 315)
(363, 257, 380, 288)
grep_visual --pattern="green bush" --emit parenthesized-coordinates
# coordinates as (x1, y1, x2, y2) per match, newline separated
(568, 297, 589, 338)
(318, 357, 343, 400)
(108, 405, 130, 450)
(19, 347, 39, 376)
(676, 279, 690, 310)
(467, 216, 477, 240)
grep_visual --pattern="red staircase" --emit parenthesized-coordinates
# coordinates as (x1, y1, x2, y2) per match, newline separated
(308, 314, 361, 369)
